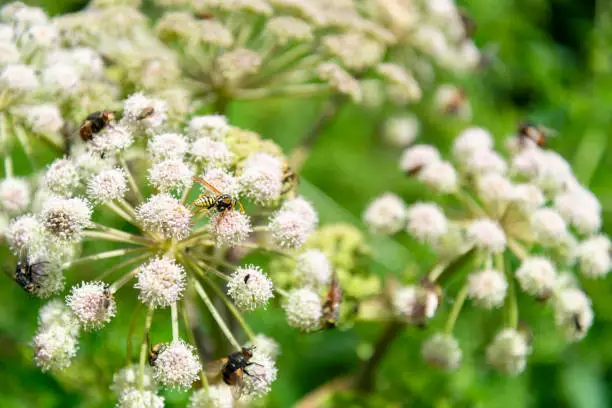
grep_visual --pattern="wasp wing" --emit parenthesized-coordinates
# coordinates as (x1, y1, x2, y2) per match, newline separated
(228, 369, 244, 401)
(193, 176, 222, 195)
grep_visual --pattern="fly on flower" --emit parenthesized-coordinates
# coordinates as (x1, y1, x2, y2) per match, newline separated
(517, 121, 557, 148)
(136, 106, 155, 121)
(207, 346, 262, 400)
(281, 161, 299, 195)
(15, 258, 49, 294)
(190, 176, 245, 227)
(322, 271, 342, 329)
(79, 110, 115, 141)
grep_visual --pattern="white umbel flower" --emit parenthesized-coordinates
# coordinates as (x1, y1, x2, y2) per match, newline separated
(267, 16, 313, 44)
(406, 203, 448, 245)
(0, 177, 30, 213)
(535, 151, 573, 194)
(135, 257, 186, 308)
(383, 114, 419, 147)
(110, 365, 156, 394)
(6, 214, 43, 254)
(453, 127, 493, 160)
(148, 159, 193, 193)
(554, 186, 602, 235)
(40, 196, 92, 242)
(0, 41, 19, 66)
(476, 173, 515, 205)
(242, 348, 278, 399)
(515, 257, 557, 298)
(190, 137, 234, 169)
(463, 149, 507, 175)
(90, 125, 133, 155)
(211, 210, 252, 247)
(42, 62, 80, 96)
(399, 144, 440, 174)
(363, 193, 406, 235)
(553, 288, 594, 342)
(247, 334, 280, 359)
(239, 152, 283, 205)
(38, 300, 79, 337)
(152, 339, 200, 389)
(317, 62, 362, 102)
(294, 250, 332, 286)
(33, 325, 78, 372)
(87, 168, 127, 203)
(20, 103, 64, 134)
(418, 160, 458, 193)
(122, 92, 168, 130)
(512, 183, 545, 213)
(45, 158, 80, 197)
(530, 208, 568, 246)
(136, 194, 191, 240)
(226, 265, 274, 311)
(201, 168, 239, 197)
(66, 281, 116, 330)
(284, 288, 322, 332)
(576, 235, 611, 278)
(468, 268, 508, 309)
(117, 389, 164, 408)
(187, 115, 228, 140)
(148, 132, 188, 162)
(392, 285, 439, 324)
(466, 219, 506, 254)
(486, 328, 530, 375)
(269, 198, 317, 249)
(188, 385, 232, 408)
(0, 63, 38, 92)
(421, 333, 462, 371)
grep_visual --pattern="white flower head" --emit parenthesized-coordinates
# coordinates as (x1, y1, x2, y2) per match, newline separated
(468, 268, 508, 309)
(22, 23, 58, 48)
(242, 348, 278, 399)
(45, 158, 80, 197)
(188, 385, 232, 408)
(66, 281, 116, 330)
(190, 137, 234, 169)
(38, 300, 79, 337)
(515, 256, 557, 298)
(284, 288, 322, 332)
(576, 235, 611, 278)
(90, 125, 134, 155)
(148, 159, 194, 193)
(239, 152, 283, 205)
(201, 168, 239, 197)
(392, 284, 439, 324)
(246, 334, 280, 359)
(33, 325, 78, 372)
(87, 168, 127, 203)
(317, 62, 362, 103)
(148, 132, 188, 162)
(467, 219, 506, 254)
(0, 177, 30, 213)
(211, 210, 252, 247)
(421, 333, 462, 371)
(122, 92, 168, 130)
(6, 214, 43, 254)
(535, 151, 573, 194)
(267, 16, 313, 44)
(187, 115, 229, 140)
(476, 173, 515, 205)
(216, 48, 262, 83)
(453, 127, 493, 160)
(554, 186, 602, 235)
(553, 288, 594, 342)
(135, 257, 186, 308)
(363, 192, 406, 235)
(117, 389, 164, 408)
(383, 114, 419, 147)
(294, 249, 332, 287)
(486, 328, 530, 375)
(0, 41, 19, 66)
(418, 160, 458, 193)
(136, 194, 191, 240)
(0, 63, 38, 92)
(531, 208, 568, 246)
(512, 183, 545, 213)
(40, 196, 92, 242)
(42, 62, 80, 96)
(152, 339, 200, 389)
(227, 265, 274, 311)
(463, 149, 507, 176)
(406, 203, 448, 245)
(399, 144, 440, 174)
(20, 103, 64, 134)
(110, 365, 156, 395)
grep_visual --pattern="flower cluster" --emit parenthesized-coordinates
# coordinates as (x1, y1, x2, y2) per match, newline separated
(364, 125, 610, 374)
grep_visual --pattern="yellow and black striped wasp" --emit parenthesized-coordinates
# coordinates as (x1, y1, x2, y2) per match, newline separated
(190, 176, 245, 227)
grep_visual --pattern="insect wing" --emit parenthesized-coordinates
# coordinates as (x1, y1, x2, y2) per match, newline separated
(229, 369, 245, 400)
(204, 357, 228, 382)
(193, 176, 222, 195)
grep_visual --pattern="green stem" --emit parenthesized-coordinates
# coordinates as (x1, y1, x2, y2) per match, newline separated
(171, 302, 179, 341)
(181, 299, 208, 389)
(4, 156, 12, 178)
(95, 252, 151, 281)
(63, 247, 148, 269)
(120, 156, 144, 203)
(444, 283, 469, 334)
(106, 201, 138, 225)
(508, 239, 529, 261)
(109, 266, 140, 293)
(126, 302, 142, 365)
(192, 277, 241, 351)
(139, 308, 155, 391)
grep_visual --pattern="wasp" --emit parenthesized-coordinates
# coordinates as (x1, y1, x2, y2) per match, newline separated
(79, 111, 115, 141)
(281, 162, 299, 195)
(15, 259, 49, 294)
(102, 287, 114, 311)
(208, 346, 262, 400)
(148, 343, 166, 366)
(322, 271, 342, 329)
(190, 176, 245, 226)
(517, 121, 556, 147)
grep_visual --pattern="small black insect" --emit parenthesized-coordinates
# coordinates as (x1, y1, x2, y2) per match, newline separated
(79, 111, 115, 141)
(244, 274, 250, 284)
(15, 260, 49, 294)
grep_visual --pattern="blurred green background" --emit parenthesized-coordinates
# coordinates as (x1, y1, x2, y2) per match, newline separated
(2, 0, 612, 407)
